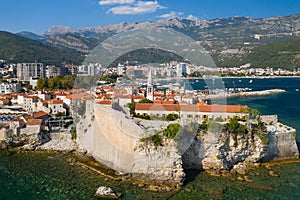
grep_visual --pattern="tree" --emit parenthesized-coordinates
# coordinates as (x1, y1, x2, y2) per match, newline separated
(48, 78, 58, 90)
(127, 102, 137, 116)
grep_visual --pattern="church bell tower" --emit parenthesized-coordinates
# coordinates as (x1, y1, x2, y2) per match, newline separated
(146, 69, 154, 101)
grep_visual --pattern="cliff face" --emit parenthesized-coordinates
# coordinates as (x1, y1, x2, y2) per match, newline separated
(133, 139, 185, 184)
(76, 104, 299, 185)
(183, 131, 266, 173)
(182, 124, 299, 174)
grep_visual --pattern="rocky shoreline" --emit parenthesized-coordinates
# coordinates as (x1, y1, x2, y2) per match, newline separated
(1, 120, 299, 193)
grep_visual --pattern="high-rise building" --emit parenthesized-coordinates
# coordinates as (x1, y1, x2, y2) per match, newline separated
(17, 63, 45, 81)
(176, 63, 187, 77)
(117, 63, 125, 76)
(46, 65, 70, 78)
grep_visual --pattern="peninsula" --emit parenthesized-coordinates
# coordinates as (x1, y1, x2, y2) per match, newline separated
(0, 63, 298, 192)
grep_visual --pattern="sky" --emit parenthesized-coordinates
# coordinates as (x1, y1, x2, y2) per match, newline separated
(0, 0, 300, 34)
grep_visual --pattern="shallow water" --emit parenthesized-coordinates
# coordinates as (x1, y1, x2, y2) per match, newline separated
(0, 150, 299, 199)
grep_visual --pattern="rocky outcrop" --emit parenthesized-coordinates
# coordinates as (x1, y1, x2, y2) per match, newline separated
(133, 138, 185, 185)
(182, 123, 299, 175)
(0, 131, 48, 150)
(182, 130, 266, 174)
(77, 103, 299, 186)
(36, 132, 75, 152)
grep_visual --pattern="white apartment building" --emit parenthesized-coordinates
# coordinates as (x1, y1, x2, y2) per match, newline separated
(0, 82, 21, 94)
(17, 63, 45, 81)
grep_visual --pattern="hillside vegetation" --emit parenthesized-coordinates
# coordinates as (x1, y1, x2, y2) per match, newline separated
(109, 48, 185, 67)
(215, 38, 300, 69)
(0, 31, 83, 65)
(244, 38, 300, 69)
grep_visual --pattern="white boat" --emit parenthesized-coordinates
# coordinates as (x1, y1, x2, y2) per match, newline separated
(296, 89, 299, 92)
(249, 79, 253, 83)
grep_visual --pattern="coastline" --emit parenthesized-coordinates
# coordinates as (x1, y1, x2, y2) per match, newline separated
(185, 75, 300, 79)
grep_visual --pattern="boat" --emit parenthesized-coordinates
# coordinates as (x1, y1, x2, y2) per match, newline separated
(249, 79, 253, 83)
(296, 89, 299, 92)
(238, 79, 242, 83)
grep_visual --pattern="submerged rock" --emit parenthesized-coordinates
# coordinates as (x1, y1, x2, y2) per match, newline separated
(95, 186, 121, 198)
(269, 171, 278, 177)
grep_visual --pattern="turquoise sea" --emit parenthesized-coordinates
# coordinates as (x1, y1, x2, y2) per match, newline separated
(0, 77, 299, 199)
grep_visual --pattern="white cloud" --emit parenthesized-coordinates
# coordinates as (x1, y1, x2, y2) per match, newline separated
(158, 11, 183, 19)
(187, 14, 199, 21)
(108, 1, 166, 15)
(99, 0, 135, 5)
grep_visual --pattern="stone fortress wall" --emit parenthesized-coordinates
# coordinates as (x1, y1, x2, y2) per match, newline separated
(76, 102, 299, 184)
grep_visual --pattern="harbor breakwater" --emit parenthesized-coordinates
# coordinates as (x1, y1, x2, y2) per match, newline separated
(207, 89, 286, 99)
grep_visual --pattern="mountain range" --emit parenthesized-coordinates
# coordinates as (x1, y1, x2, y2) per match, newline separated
(1, 14, 300, 68)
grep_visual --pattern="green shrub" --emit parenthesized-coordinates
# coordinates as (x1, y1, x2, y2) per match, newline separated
(151, 133, 162, 147)
(225, 117, 248, 134)
(140, 132, 162, 147)
(199, 119, 208, 132)
(71, 126, 77, 140)
(164, 123, 181, 139)
(138, 99, 153, 104)
(259, 134, 269, 146)
(134, 113, 151, 120)
(166, 113, 179, 121)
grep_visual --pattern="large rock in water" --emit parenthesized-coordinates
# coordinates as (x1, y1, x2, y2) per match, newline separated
(95, 186, 121, 198)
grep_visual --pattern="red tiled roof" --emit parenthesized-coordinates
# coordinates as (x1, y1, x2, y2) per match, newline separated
(33, 111, 48, 119)
(50, 99, 63, 104)
(136, 103, 180, 111)
(66, 93, 93, 100)
(96, 100, 113, 105)
(131, 96, 145, 100)
(135, 103, 247, 113)
(26, 119, 42, 126)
